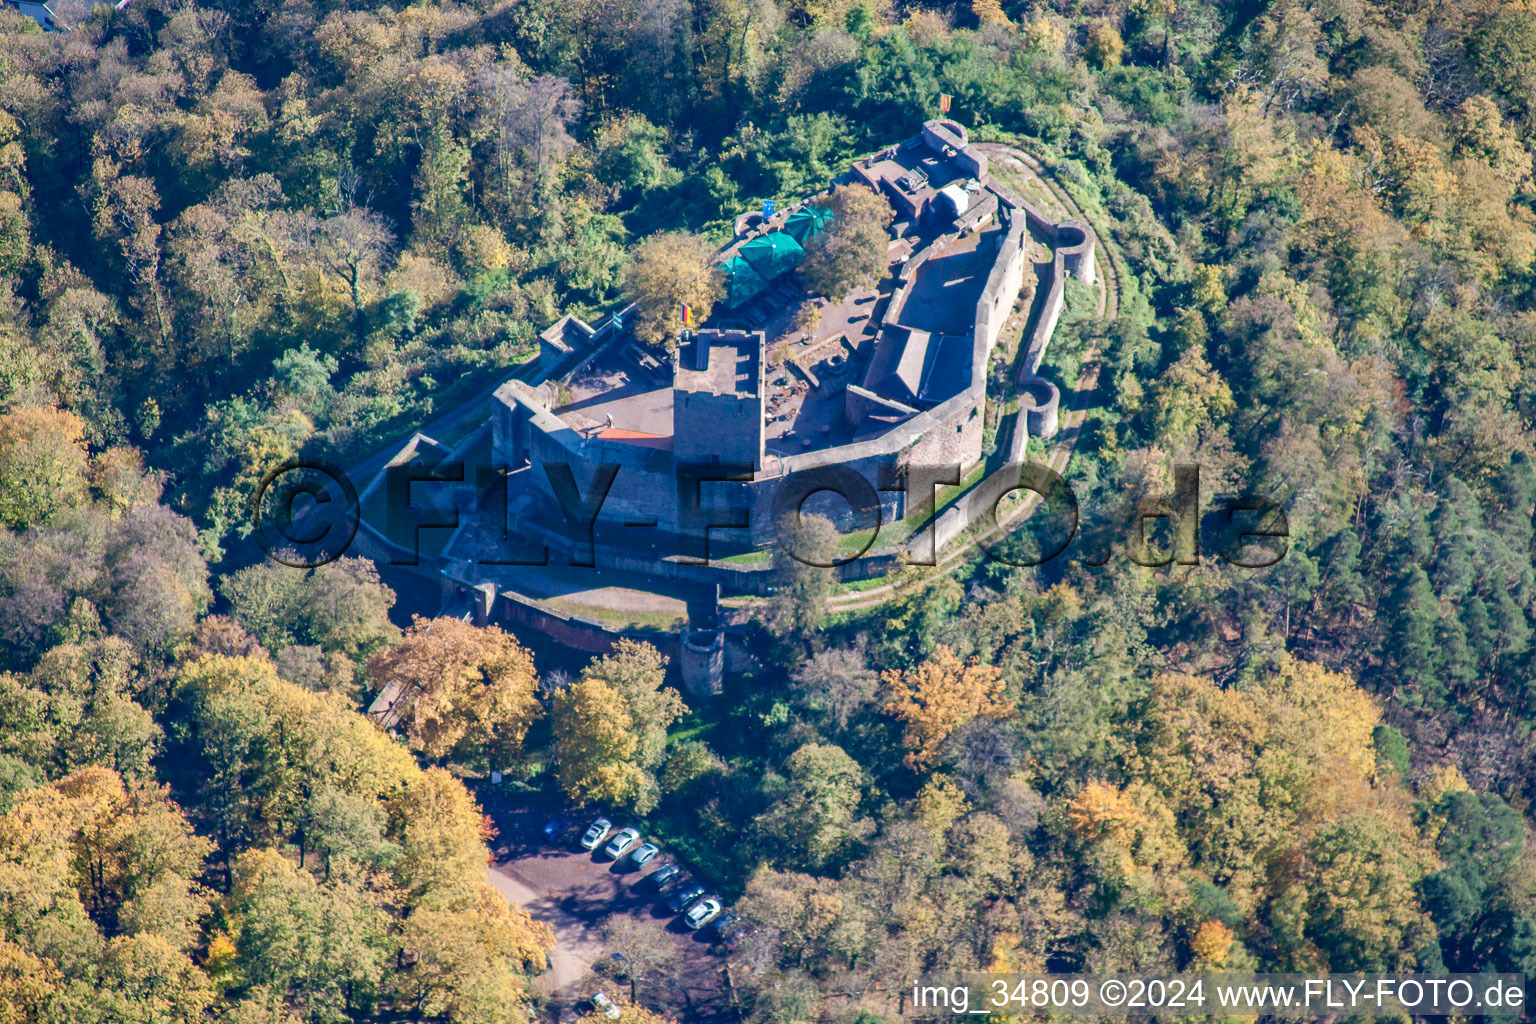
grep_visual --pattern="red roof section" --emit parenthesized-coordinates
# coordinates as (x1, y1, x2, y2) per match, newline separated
(595, 428, 673, 450)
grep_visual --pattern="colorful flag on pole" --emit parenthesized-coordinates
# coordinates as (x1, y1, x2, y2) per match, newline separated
(680, 303, 692, 327)
(939, 93, 953, 113)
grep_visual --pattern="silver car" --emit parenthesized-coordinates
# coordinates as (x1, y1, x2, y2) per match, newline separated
(683, 897, 723, 930)
(603, 827, 641, 859)
(629, 841, 660, 866)
(580, 818, 613, 850)
(590, 991, 621, 1020)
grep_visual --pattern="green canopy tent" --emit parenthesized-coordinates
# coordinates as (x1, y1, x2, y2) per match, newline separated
(720, 255, 769, 309)
(736, 231, 804, 282)
(782, 204, 834, 245)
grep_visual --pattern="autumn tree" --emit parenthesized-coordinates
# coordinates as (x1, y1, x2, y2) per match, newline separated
(972, 0, 1010, 27)
(1084, 19, 1124, 68)
(390, 884, 552, 1024)
(1, 766, 212, 950)
(3, 636, 161, 782)
(366, 618, 540, 769)
(317, 210, 393, 350)
(883, 646, 1011, 770)
(1148, 348, 1234, 448)
(624, 231, 723, 348)
(1293, 812, 1436, 971)
(577, 640, 684, 772)
(1064, 780, 1187, 905)
(0, 407, 90, 529)
(549, 677, 654, 812)
(178, 654, 418, 862)
(86, 934, 215, 1023)
(387, 767, 496, 911)
(601, 914, 681, 1004)
(0, 941, 55, 1023)
(576, 1001, 681, 1024)
(798, 184, 892, 302)
(89, 447, 162, 520)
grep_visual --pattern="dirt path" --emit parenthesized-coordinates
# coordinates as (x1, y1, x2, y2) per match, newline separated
(487, 864, 606, 994)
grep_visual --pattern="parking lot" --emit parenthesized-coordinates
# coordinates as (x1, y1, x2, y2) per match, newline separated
(483, 802, 736, 1023)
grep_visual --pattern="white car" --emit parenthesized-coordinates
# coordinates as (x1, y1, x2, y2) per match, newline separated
(590, 991, 621, 1020)
(683, 897, 723, 930)
(580, 818, 613, 850)
(629, 841, 660, 866)
(603, 827, 641, 859)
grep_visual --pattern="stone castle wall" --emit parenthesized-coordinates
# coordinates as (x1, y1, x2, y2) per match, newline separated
(482, 128, 1095, 582)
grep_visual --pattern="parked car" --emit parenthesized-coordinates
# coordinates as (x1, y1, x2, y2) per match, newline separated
(580, 818, 613, 850)
(629, 841, 660, 867)
(603, 827, 641, 859)
(541, 814, 568, 842)
(683, 897, 723, 930)
(589, 992, 621, 1020)
(708, 911, 741, 937)
(666, 883, 708, 914)
(646, 863, 681, 891)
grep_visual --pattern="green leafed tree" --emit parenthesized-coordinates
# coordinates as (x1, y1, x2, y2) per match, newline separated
(753, 742, 869, 871)
(798, 184, 892, 302)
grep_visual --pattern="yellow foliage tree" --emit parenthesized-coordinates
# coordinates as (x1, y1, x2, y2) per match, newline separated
(1084, 19, 1124, 68)
(367, 617, 541, 767)
(1022, 18, 1066, 52)
(1452, 94, 1533, 191)
(92, 933, 215, 1023)
(551, 677, 654, 811)
(913, 775, 970, 838)
(392, 884, 552, 1024)
(1118, 656, 1437, 965)
(972, 0, 1010, 26)
(177, 654, 419, 849)
(1, 766, 212, 951)
(388, 767, 495, 911)
(1149, 347, 1235, 448)
(0, 940, 58, 1023)
(624, 231, 723, 349)
(882, 645, 1010, 770)
(0, 406, 90, 529)
(577, 1002, 680, 1024)
(90, 446, 162, 518)
(1190, 920, 1234, 967)
(1065, 780, 1187, 902)
(578, 640, 684, 771)
(1066, 781, 1146, 848)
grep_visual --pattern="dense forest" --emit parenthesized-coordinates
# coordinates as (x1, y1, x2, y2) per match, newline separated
(2, 0, 1536, 1021)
